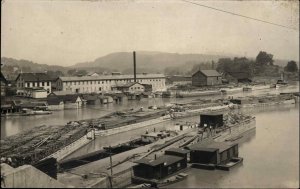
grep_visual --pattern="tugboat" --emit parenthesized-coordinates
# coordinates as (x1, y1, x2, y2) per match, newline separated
(273, 72, 288, 89)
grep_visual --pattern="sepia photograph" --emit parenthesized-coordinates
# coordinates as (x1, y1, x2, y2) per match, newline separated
(0, 0, 299, 188)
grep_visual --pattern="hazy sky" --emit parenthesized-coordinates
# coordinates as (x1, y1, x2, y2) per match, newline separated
(1, 0, 299, 66)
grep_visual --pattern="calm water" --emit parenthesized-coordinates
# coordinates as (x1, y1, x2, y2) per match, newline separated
(1, 85, 299, 188)
(167, 105, 299, 188)
(2, 84, 298, 138)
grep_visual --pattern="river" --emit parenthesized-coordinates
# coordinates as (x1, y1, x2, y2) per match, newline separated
(1, 85, 299, 188)
(166, 104, 299, 188)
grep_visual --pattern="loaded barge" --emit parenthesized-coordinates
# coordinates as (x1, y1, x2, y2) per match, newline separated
(0, 107, 169, 168)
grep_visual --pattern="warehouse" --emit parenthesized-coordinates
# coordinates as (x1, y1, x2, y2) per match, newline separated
(55, 73, 166, 93)
(187, 142, 239, 166)
(192, 70, 222, 86)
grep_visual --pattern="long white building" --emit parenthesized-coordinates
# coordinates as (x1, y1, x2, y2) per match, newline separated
(55, 73, 166, 93)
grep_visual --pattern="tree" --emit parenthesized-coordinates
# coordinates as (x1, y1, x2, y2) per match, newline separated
(256, 51, 274, 66)
(67, 69, 77, 76)
(284, 61, 298, 72)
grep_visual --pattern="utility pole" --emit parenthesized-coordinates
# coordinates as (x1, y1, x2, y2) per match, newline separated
(109, 146, 113, 176)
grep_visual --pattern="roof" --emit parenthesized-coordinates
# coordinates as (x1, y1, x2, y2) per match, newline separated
(25, 87, 47, 92)
(57, 74, 165, 82)
(117, 82, 143, 88)
(165, 148, 190, 155)
(81, 94, 99, 101)
(0, 71, 8, 84)
(200, 113, 223, 116)
(134, 155, 184, 167)
(188, 141, 235, 153)
(47, 96, 63, 105)
(193, 70, 221, 77)
(15, 73, 53, 82)
(57, 94, 81, 103)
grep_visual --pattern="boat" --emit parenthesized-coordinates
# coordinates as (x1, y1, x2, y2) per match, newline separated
(243, 87, 252, 91)
(158, 173, 188, 187)
(216, 157, 243, 171)
(22, 108, 52, 115)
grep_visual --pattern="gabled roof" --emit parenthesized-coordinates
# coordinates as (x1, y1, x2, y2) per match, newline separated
(187, 141, 235, 153)
(81, 94, 99, 101)
(193, 70, 221, 77)
(57, 74, 165, 82)
(57, 94, 81, 103)
(117, 82, 143, 88)
(15, 73, 53, 82)
(0, 72, 8, 84)
(47, 98, 63, 105)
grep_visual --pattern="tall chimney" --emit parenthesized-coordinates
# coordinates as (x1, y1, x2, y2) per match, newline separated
(133, 51, 136, 82)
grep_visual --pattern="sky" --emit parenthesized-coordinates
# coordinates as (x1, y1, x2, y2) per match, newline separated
(1, 0, 299, 66)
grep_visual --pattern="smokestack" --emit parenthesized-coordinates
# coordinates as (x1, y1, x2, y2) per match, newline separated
(133, 51, 136, 82)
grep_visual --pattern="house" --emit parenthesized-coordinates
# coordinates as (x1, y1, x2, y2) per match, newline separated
(0, 71, 8, 97)
(47, 94, 64, 110)
(133, 154, 187, 180)
(192, 70, 222, 86)
(15, 73, 53, 96)
(58, 94, 83, 109)
(199, 113, 224, 128)
(114, 82, 145, 93)
(224, 72, 252, 83)
(81, 94, 101, 105)
(22, 87, 48, 99)
(55, 73, 166, 93)
(166, 76, 192, 86)
(0, 101, 22, 114)
(187, 141, 239, 168)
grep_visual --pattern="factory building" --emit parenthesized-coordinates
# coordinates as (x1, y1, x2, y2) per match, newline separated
(55, 73, 166, 93)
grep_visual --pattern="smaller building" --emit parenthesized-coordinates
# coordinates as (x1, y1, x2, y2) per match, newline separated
(57, 94, 83, 109)
(22, 87, 48, 99)
(81, 94, 101, 105)
(192, 70, 222, 86)
(200, 113, 224, 128)
(114, 82, 145, 93)
(188, 141, 239, 166)
(133, 154, 187, 180)
(47, 95, 64, 111)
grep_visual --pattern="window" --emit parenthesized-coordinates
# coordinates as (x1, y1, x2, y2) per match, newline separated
(33, 82, 35, 87)
(102, 81, 104, 84)
(177, 163, 181, 168)
(47, 82, 50, 86)
(98, 81, 100, 84)
(99, 87, 101, 91)
(42, 82, 44, 86)
(90, 81, 92, 84)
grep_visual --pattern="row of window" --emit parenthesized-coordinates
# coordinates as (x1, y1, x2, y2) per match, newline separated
(18, 82, 50, 88)
(62, 79, 164, 86)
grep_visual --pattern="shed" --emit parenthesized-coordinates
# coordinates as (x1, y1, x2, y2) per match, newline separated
(133, 154, 187, 180)
(187, 141, 238, 165)
(200, 113, 223, 128)
(192, 70, 222, 86)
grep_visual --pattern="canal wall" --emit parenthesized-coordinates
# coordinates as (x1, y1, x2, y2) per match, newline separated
(44, 130, 95, 162)
(88, 168, 133, 188)
(1, 163, 68, 188)
(95, 115, 171, 136)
